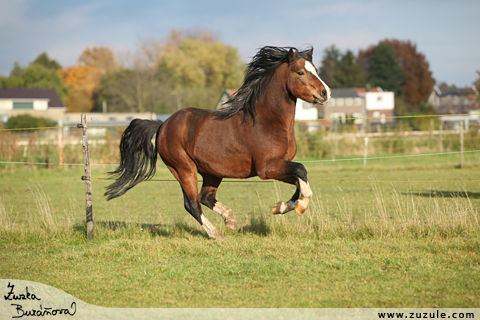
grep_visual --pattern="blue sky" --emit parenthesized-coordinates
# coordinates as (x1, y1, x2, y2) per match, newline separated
(0, 0, 479, 87)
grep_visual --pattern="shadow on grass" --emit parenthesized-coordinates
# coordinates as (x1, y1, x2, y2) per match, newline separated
(239, 212, 271, 237)
(404, 191, 480, 199)
(73, 220, 209, 239)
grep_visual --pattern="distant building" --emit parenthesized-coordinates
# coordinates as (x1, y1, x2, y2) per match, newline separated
(318, 87, 394, 128)
(0, 88, 66, 123)
(427, 85, 479, 115)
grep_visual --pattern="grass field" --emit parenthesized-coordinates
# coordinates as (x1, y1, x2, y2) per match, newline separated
(1, 152, 480, 308)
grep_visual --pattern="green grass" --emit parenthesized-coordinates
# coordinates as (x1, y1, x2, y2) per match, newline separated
(1, 153, 480, 308)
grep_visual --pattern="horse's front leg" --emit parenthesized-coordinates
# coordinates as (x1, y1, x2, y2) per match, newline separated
(262, 159, 312, 216)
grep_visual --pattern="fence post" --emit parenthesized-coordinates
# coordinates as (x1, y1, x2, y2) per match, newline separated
(330, 122, 336, 161)
(363, 137, 369, 166)
(58, 120, 63, 170)
(80, 114, 94, 240)
(460, 120, 464, 169)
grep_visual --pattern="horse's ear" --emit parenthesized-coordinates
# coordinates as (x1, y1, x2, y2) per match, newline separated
(308, 48, 314, 56)
(288, 48, 297, 63)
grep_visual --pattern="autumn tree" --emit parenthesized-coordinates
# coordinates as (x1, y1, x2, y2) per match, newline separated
(57, 65, 100, 112)
(57, 47, 117, 112)
(78, 47, 116, 74)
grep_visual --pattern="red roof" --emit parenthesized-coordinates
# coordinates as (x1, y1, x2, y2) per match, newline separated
(0, 88, 64, 108)
(355, 87, 382, 94)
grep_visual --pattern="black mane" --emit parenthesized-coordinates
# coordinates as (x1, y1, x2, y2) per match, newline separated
(214, 46, 313, 122)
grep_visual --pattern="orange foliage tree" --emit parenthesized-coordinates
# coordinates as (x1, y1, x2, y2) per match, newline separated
(57, 46, 116, 112)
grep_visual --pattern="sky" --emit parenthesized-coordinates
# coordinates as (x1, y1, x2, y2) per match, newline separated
(0, 0, 479, 87)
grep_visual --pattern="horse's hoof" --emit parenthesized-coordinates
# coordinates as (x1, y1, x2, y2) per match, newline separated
(294, 201, 307, 216)
(225, 219, 237, 231)
(272, 202, 286, 215)
(211, 232, 226, 241)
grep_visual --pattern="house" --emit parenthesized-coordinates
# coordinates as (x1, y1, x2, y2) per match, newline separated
(216, 89, 319, 121)
(427, 85, 479, 115)
(0, 88, 66, 123)
(318, 87, 395, 128)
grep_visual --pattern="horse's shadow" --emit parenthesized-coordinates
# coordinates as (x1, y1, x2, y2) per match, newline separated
(74, 214, 272, 239)
(403, 191, 480, 199)
(74, 220, 208, 239)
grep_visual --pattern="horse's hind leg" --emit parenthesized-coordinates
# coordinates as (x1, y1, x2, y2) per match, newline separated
(199, 174, 237, 231)
(168, 166, 225, 240)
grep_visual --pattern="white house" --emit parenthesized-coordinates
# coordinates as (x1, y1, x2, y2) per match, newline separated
(0, 88, 66, 123)
(364, 90, 395, 125)
(295, 99, 318, 121)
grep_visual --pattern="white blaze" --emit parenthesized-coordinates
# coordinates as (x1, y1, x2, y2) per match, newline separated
(305, 61, 331, 100)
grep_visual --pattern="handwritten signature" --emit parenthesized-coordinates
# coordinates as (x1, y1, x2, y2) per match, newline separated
(4, 282, 76, 318)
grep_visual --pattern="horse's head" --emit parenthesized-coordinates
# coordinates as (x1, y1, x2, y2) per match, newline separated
(287, 48, 331, 105)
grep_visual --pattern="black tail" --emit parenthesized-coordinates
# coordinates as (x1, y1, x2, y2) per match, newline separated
(105, 119, 163, 200)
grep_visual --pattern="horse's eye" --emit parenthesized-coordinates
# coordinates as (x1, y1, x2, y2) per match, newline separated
(297, 71, 305, 76)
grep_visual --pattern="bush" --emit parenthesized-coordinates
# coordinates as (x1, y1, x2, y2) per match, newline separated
(6, 114, 57, 130)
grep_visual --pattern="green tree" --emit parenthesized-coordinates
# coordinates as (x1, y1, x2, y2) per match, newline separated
(365, 43, 404, 96)
(159, 38, 244, 110)
(319, 45, 341, 87)
(359, 39, 434, 105)
(332, 50, 366, 88)
(2, 63, 69, 101)
(32, 52, 62, 71)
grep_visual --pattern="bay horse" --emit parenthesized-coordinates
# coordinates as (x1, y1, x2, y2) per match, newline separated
(105, 46, 331, 240)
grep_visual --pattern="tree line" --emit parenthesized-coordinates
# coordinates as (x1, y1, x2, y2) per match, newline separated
(318, 39, 439, 115)
(0, 29, 245, 114)
(1, 31, 479, 115)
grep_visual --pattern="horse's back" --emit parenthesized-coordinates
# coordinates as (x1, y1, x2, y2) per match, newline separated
(157, 108, 255, 178)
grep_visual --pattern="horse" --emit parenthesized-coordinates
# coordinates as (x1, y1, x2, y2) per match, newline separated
(105, 46, 331, 240)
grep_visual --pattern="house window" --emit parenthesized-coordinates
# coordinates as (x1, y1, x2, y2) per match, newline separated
(377, 96, 383, 102)
(328, 98, 335, 106)
(330, 112, 346, 123)
(108, 117, 117, 121)
(13, 102, 34, 109)
(336, 98, 344, 107)
(346, 98, 353, 106)
(354, 98, 362, 106)
(352, 112, 363, 125)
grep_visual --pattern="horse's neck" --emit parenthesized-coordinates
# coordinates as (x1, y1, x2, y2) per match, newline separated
(256, 64, 296, 127)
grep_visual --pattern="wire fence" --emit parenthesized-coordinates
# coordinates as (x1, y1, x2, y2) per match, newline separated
(0, 113, 479, 186)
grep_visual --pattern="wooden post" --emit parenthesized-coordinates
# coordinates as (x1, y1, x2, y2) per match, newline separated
(80, 115, 94, 240)
(460, 120, 464, 169)
(439, 121, 443, 152)
(363, 137, 369, 167)
(58, 120, 63, 170)
(330, 122, 336, 161)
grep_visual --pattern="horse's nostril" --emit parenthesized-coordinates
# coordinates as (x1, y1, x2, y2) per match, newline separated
(321, 89, 327, 97)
